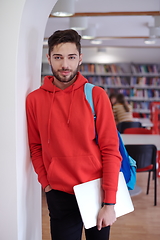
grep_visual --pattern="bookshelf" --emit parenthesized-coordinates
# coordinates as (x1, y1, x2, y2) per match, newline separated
(41, 62, 160, 118)
(79, 63, 160, 118)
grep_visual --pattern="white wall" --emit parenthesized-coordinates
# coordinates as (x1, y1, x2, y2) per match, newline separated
(0, 0, 57, 239)
(81, 47, 160, 64)
(0, 2, 25, 239)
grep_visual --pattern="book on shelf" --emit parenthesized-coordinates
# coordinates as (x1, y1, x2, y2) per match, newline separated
(80, 63, 95, 73)
(119, 89, 130, 97)
(96, 64, 106, 74)
(132, 101, 150, 112)
(130, 88, 159, 99)
(106, 77, 121, 86)
(154, 90, 160, 98)
(104, 64, 125, 74)
(150, 77, 160, 86)
(152, 64, 158, 74)
(81, 63, 126, 75)
(130, 76, 160, 88)
(131, 64, 159, 74)
(103, 64, 112, 74)
(120, 77, 130, 86)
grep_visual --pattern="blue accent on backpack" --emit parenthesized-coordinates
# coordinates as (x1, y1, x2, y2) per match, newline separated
(84, 83, 136, 190)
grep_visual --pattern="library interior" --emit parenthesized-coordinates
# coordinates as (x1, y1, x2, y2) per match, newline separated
(1, 1, 160, 240)
(42, 1, 160, 240)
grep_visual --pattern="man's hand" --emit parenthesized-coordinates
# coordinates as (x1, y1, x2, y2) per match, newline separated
(97, 205, 116, 230)
(44, 185, 52, 192)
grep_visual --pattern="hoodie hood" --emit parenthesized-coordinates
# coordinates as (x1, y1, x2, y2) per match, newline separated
(41, 72, 88, 93)
(40, 72, 88, 143)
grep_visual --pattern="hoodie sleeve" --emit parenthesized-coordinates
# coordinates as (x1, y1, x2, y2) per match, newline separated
(26, 94, 49, 189)
(92, 87, 122, 204)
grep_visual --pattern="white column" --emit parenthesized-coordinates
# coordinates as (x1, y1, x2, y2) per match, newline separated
(0, 0, 57, 239)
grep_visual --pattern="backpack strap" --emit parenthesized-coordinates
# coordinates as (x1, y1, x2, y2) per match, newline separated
(84, 83, 136, 190)
(84, 83, 96, 119)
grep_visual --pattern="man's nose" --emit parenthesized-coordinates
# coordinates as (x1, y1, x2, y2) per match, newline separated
(61, 58, 69, 69)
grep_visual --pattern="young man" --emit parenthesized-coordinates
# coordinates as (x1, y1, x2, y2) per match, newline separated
(26, 29, 122, 240)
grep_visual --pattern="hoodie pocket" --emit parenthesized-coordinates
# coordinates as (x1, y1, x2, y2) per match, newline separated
(47, 155, 102, 193)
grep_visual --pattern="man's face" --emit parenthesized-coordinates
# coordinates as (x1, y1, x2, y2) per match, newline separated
(47, 42, 82, 88)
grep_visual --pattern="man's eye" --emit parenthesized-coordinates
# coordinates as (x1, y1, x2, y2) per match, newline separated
(54, 56, 61, 60)
(69, 56, 75, 59)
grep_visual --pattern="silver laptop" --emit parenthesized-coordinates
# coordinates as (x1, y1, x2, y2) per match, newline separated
(73, 172, 134, 229)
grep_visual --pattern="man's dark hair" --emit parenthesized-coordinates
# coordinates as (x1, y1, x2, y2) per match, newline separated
(48, 29, 81, 56)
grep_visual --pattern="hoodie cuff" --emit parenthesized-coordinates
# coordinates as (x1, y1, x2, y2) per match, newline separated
(39, 176, 50, 190)
(103, 190, 116, 204)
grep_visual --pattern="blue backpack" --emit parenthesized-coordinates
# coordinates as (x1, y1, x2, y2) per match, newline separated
(84, 83, 136, 190)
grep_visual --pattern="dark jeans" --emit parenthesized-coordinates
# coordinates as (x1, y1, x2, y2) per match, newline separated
(45, 189, 110, 240)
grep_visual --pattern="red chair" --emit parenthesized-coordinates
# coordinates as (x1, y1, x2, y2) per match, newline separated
(117, 121, 142, 133)
(123, 128, 153, 134)
(133, 112, 146, 118)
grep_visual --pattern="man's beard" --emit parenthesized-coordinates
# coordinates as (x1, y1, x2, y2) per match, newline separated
(51, 65, 79, 83)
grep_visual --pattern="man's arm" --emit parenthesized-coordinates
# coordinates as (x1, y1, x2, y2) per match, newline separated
(26, 95, 49, 189)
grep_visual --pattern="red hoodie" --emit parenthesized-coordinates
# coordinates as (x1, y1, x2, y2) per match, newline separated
(26, 72, 122, 203)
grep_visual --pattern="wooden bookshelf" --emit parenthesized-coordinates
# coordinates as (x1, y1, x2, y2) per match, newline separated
(79, 63, 160, 118)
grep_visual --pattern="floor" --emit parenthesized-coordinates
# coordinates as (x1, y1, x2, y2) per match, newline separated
(42, 172, 160, 240)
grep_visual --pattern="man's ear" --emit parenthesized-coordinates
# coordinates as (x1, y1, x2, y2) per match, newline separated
(46, 54, 51, 65)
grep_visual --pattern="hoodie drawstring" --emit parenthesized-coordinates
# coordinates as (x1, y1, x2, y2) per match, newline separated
(48, 89, 55, 144)
(47, 84, 75, 143)
(67, 84, 75, 125)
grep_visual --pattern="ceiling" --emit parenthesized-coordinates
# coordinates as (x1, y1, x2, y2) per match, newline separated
(42, 0, 160, 64)
(44, 0, 160, 48)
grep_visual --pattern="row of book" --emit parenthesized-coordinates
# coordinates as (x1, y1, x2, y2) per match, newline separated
(130, 89, 160, 98)
(107, 88, 160, 99)
(86, 75, 160, 88)
(130, 64, 159, 74)
(130, 102, 151, 111)
(80, 63, 125, 74)
(80, 63, 96, 73)
(86, 76, 130, 86)
(130, 77, 160, 86)
(86, 76, 124, 86)
(101, 64, 125, 74)
(80, 63, 160, 75)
